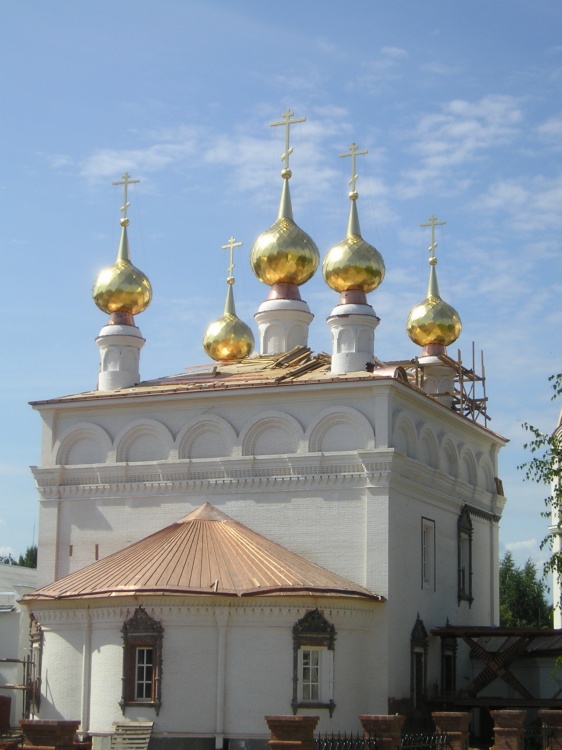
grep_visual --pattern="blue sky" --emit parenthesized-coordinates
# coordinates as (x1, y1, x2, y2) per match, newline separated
(0, 1, 560, 572)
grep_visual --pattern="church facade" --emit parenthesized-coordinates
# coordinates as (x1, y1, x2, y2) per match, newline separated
(23, 113, 507, 750)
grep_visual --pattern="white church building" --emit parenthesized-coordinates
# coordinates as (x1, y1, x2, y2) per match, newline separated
(22, 113, 507, 750)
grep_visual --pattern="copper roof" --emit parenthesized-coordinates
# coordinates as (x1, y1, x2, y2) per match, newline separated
(25, 503, 383, 603)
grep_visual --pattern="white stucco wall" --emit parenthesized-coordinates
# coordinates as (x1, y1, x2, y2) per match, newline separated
(27, 598, 384, 740)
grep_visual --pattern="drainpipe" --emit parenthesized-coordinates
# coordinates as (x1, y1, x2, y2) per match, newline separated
(215, 609, 229, 750)
(80, 609, 92, 737)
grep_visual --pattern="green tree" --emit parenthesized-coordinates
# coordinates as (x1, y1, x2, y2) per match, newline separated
(499, 550, 552, 627)
(17, 545, 37, 569)
(0, 553, 16, 565)
(520, 373, 562, 584)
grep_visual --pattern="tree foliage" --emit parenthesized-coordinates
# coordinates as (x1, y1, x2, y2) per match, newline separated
(0, 545, 37, 568)
(519, 373, 562, 581)
(499, 550, 552, 627)
(17, 545, 37, 568)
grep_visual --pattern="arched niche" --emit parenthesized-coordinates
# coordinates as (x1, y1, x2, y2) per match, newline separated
(442, 440, 459, 478)
(392, 413, 417, 459)
(55, 422, 112, 466)
(307, 406, 374, 453)
(240, 411, 303, 456)
(418, 427, 439, 469)
(115, 419, 173, 463)
(478, 458, 495, 493)
(177, 416, 236, 459)
(459, 447, 477, 486)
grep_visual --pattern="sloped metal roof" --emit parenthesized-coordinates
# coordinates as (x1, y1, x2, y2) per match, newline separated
(24, 503, 383, 603)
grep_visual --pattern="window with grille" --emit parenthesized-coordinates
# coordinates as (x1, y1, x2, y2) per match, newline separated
(120, 607, 163, 714)
(135, 647, 154, 701)
(292, 609, 336, 716)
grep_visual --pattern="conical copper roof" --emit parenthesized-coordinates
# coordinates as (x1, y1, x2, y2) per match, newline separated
(25, 503, 382, 602)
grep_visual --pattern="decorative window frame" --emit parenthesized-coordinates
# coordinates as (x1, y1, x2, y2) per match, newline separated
(410, 614, 428, 711)
(421, 517, 436, 591)
(120, 606, 163, 715)
(292, 609, 336, 717)
(458, 506, 473, 606)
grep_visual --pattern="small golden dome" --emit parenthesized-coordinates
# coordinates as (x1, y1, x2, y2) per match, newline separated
(203, 313, 255, 361)
(250, 216, 319, 286)
(323, 234, 385, 293)
(407, 295, 461, 347)
(407, 215, 461, 349)
(323, 153, 385, 294)
(92, 227, 152, 315)
(203, 283, 254, 361)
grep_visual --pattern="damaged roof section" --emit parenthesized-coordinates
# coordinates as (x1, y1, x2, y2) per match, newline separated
(30, 344, 491, 427)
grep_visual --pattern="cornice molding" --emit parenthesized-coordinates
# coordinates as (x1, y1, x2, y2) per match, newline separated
(28, 596, 378, 626)
(32, 455, 395, 499)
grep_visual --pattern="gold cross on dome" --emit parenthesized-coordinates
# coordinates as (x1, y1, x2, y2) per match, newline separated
(340, 143, 368, 193)
(270, 108, 306, 172)
(420, 214, 446, 259)
(112, 172, 140, 220)
(222, 236, 242, 281)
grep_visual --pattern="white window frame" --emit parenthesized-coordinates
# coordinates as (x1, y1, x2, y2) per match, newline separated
(135, 646, 154, 701)
(297, 646, 334, 704)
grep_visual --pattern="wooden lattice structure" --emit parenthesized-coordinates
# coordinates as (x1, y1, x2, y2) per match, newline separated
(431, 626, 562, 708)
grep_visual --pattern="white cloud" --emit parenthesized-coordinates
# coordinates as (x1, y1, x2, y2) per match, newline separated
(474, 173, 562, 231)
(49, 154, 74, 170)
(356, 47, 409, 92)
(506, 539, 538, 552)
(537, 114, 562, 147)
(81, 139, 198, 181)
(397, 95, 523, 198)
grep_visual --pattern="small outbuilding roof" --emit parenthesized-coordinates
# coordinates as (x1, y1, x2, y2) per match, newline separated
(24, 503, 383, 603)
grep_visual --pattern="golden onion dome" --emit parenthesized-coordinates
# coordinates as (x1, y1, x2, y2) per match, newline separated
(203, 314, 255, 361)
(407, 222, 461, 348)
(203, 281, 254, 362)
(323, 201, 385, 292)
(407, 294, 461, 348)
(250, 178, 319, 287)
(92, 223, 152, 315)
(323, 144, 385, 295)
